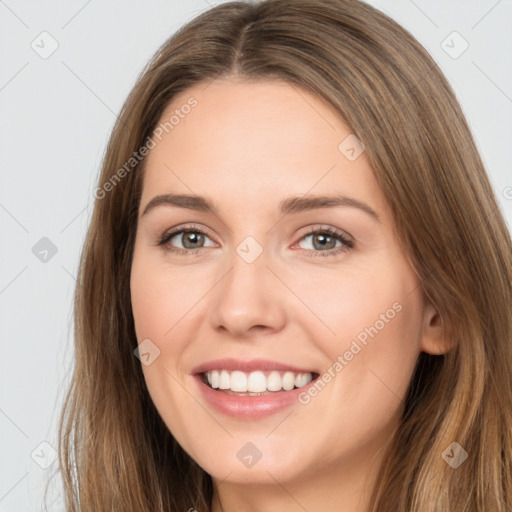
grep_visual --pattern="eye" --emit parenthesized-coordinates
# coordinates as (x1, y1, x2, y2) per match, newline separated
(156, 224, 354, 257)
(156, 224, 216, 256)
(295, 226, 354, 258)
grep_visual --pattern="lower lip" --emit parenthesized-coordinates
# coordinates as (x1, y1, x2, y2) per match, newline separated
(194, 374, 315, 419)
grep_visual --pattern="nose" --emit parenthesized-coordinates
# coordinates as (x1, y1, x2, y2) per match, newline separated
(210, 244, 287, 339)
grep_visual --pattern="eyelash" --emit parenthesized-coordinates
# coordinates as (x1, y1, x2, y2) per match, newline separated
(156, 224, 354, 258)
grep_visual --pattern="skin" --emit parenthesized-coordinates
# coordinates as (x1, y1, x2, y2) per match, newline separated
(130, 78, 446, 512)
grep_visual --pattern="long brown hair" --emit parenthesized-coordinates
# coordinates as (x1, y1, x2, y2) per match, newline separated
(55, 0, 512, 510)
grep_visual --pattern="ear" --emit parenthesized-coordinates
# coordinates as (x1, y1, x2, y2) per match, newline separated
(419, 301, 451, 355)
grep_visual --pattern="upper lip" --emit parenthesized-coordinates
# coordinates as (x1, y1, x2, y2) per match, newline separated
(191, 358, 318, 375)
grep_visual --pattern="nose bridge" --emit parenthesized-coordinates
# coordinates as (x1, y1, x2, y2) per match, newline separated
(210, 235, 286, 336)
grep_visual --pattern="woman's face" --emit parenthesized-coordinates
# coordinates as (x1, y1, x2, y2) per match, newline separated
(130, 78, 441, 496)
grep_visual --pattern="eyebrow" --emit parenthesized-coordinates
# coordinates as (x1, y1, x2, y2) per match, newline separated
(141, 193, 380, 221)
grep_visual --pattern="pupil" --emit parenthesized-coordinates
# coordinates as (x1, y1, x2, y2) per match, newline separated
(314, 233, 334, 250)
(184, 231, 203, 249)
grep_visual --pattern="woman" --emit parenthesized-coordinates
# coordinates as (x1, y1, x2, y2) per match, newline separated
(57, 0, 512, 510)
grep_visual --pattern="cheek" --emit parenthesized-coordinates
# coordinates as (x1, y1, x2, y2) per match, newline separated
(295, 257, 421, 351)
(303, 257, 423, 394)
(129, 249, 214, 398)
(130, 255, 196, 442)
(130, 248, 199, 346)
(322, 275, 423, 420)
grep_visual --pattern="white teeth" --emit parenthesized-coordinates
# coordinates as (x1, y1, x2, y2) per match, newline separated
(282, 371, 295, 391)
(210, 370, 219, 389)
(218, 370, 230, 389)
(267, 371, 282, 391)
(247, 371, 267, 392)
(230, 371, 247, 392)
(295, 373, 312, 387)
(204, 369, 314, 393)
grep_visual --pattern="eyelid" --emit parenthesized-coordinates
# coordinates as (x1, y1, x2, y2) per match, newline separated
(295, 224, 353, 243)
(158, 223, 352, 241)
(157, 223, 218, 246)
(157, 222, 354, 255)
(292, 225, 354, 256)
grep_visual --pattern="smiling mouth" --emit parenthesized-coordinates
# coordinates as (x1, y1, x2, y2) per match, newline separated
(200, 369, 320, 396)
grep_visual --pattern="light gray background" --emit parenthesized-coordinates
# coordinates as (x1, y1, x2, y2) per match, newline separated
(1, 1, 511, 510)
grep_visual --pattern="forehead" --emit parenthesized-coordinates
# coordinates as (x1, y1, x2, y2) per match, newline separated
(140, 79, 389, 221)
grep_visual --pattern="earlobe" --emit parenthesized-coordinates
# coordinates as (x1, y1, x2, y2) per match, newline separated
(419, 301, 450, 355)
